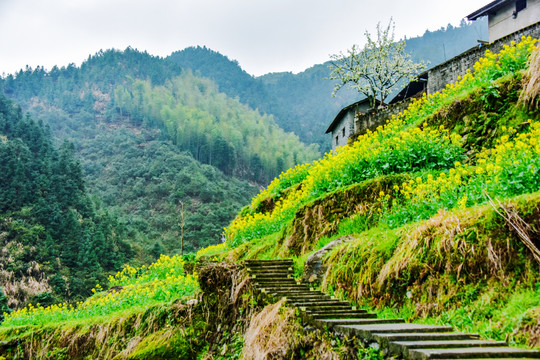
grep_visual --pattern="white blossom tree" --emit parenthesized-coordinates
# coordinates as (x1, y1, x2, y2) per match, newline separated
(329, 19, 426, 108)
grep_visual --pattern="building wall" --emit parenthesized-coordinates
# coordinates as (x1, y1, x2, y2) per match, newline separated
(427, 20, 540, 95)
(489, 0, 540, 42)
(331, 111, 355, 150)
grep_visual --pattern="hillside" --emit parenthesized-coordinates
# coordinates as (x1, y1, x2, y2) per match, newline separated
(0, 48, 320, 263)
(0, 19, 489, 265)
(218, 36, 540, 349)
(1, 35, 539, 359)
(0, 94, 133, 309)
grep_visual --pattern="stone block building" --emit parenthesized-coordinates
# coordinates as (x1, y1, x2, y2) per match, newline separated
(467, 0, 540, 42)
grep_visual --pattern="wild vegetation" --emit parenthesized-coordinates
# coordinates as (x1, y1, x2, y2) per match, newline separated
(219, 36, 540, 348)
(0, 20, 488, 271)
(1, 254, 197, 328)
(0, 258, 379, 359)
(5, 18, 535, 359)
(0, 95, 133, 310)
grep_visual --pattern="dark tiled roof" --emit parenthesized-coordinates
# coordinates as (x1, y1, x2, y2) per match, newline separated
(467, 0, 510, 20)
(325, 99, 369, 134)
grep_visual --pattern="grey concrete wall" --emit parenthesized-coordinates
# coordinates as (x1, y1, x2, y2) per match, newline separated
(331, 111, 355, 150)
(427, 20, 540, 95)
(489, 0, 540, 42)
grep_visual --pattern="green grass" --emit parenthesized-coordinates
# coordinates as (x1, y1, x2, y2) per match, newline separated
(1, 255, 199, 328)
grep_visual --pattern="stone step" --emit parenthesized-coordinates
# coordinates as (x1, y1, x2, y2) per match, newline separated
(247, 267, 293, 271)
(243, 260, 293, 267)
(290, 300, 351, 307)
(251, 273, 294, 278)
(255, 282, 300, 287)
(395, 340, 508, 349)
(299, 305, 356, 312)
(252, 276, 295, 282)
(285, 298, 335, 303)
(262, 286, 311, 292)
(310, 311, 376, 320)
(373, 332, 481, 342)
(244, 264, 293, 271)
(319, 318, 406, 327)
(247, 269, 291, 275)
(306, 307, 368, 314)
(391, 340, 509, 358)
(252, 277, 297, 282)
(409, 346, 540, 360)
(260, 286, 309, 292)
(280, 294, 333, 300)
(264, 288, 314, 299)
(243, 259, 293, 263)
(336, 323, 453, 338)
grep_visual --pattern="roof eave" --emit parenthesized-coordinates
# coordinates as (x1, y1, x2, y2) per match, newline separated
(467, 0, 509, 20)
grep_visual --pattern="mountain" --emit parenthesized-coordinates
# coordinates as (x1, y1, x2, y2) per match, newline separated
(168, 19, 488, 152)
(1, 34, 539, 359)
(0, 48, 319, 268)
(0, 94, 133, 308)
(0, 18, 489, 302)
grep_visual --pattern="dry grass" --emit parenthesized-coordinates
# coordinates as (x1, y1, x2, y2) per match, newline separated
(0, 267, 52, 308)
(516, 307, 540, 347)
(241, 300, 300, 360)
(520, 46, 540, 110)
(486, 192, 540, 265)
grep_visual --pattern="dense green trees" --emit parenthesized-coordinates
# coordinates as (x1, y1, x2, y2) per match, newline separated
(0, 95, 133, 306)
(79, 125, 257, 259)
(0, 48, 265, 265)
(113, 73, 319, 183)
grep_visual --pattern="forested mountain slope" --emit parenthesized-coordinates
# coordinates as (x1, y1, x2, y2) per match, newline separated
(169, 19, 488, 151)
(0, 94, 132, 309)
(0, 18, 487, 280)
(0, 49, 318, 262)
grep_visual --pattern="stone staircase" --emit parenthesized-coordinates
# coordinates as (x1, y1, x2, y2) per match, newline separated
(243, 259, 540, 359)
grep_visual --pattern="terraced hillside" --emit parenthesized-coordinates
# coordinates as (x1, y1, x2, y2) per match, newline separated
(208, 36, 540, 354)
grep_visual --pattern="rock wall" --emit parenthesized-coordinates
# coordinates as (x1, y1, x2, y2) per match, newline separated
(352, 99, 413, 140)
(427, 21, 540, 95)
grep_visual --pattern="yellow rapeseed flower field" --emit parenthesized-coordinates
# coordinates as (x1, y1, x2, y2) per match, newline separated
(224, 36, 539, 246)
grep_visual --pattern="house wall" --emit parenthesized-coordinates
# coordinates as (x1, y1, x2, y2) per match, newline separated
(489, 0, 540, 42)
(331, 111, 355, 150)
(427, 20, 540, 95)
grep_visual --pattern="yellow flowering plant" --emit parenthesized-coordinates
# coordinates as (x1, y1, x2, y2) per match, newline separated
(225, 36, 539, 247)
(2, 255, 199, 327)
(384, 121, 540, 227)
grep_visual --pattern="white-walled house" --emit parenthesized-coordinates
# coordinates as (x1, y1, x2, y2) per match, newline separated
(467, 0, 540, 42)
(325, 99, 372, 150)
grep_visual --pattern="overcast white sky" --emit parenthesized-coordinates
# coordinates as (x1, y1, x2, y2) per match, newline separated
(0, 0, 490, 77)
